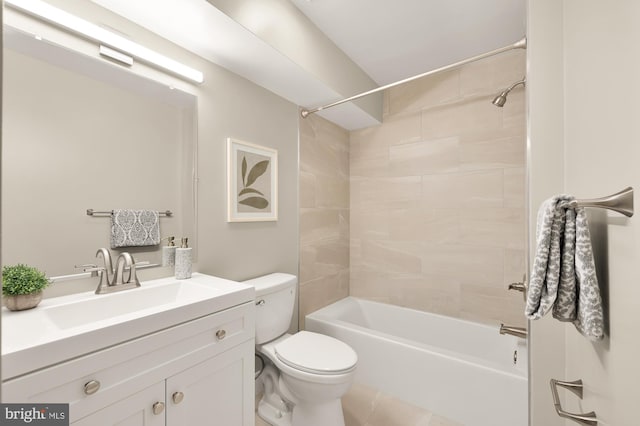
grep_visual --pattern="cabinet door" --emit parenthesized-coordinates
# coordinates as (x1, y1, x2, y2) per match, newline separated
(166, 340, 254, 426)
(72, 382, 166, 426)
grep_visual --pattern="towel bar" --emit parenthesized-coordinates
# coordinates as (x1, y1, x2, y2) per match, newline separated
(567, 186, 634, 217)
(86, 209, 173, 217)
(549, 379, 598, 425)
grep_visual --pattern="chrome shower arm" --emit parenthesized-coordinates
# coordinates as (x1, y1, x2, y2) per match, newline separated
(492, 77, 526, 107)
(505, 78, 526, 93)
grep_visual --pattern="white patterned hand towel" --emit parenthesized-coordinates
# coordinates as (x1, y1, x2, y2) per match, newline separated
(525, 196, 604, 340)
(110, 209, 161, 248)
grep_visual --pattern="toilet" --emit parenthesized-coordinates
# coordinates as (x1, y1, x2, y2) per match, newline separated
(244, 273, 357, 426)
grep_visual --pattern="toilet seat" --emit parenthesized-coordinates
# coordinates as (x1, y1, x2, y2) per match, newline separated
(274, 331, 357, 375)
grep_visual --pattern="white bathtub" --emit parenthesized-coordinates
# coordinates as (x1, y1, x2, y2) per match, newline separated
(305, 297, 527, 426)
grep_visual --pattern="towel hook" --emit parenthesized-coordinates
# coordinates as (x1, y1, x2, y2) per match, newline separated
(567, 186, 634, 217)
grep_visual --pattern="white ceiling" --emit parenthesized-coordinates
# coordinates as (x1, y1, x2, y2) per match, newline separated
(290, 0, 526, 85)
(89, 0, 526, 129)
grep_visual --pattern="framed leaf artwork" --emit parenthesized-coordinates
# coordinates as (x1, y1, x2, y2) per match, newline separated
(227, 138, 278, 222)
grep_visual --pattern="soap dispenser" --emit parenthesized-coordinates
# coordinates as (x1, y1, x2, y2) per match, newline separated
(175, 237, 192, 279)
(162, 236, 176, 267)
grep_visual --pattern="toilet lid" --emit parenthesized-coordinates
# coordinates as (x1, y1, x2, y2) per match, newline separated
(274, 331, 357, 375)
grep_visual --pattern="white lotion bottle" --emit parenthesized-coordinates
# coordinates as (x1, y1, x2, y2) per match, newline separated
(175, 237, 192, 279)
(162, 236, 176, 267)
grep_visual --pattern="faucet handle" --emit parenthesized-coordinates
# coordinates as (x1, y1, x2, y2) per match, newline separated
(74, 264, 105, 277)
(125, 254, 140, 287)
(115, 252, 140, 287)
(75, 263, 96, 270)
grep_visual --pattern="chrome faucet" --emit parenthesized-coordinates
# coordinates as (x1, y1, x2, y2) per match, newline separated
(499, 324, 528, 339)
(94, 248, 141, 294)
(95, 248, 114, 291)
(113, 252, 140, 287)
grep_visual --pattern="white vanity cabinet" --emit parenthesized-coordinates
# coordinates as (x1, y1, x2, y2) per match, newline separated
(72, 382, 166, 426)
(2, 301, 255, 426)
(165, 341, 252, 425)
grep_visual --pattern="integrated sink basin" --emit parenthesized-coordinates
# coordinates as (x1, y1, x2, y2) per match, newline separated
(2, 273, 254, 380)
(44, 279, 222, 329)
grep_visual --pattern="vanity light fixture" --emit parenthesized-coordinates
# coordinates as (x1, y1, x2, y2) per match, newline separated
(5, 0, 204, 84)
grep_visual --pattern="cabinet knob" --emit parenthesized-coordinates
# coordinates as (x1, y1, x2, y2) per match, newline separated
(172, 391, 185, 404)
(83, 380, 100, 395)
(152, 401, 165, 415)
(216, 329, 226, 340)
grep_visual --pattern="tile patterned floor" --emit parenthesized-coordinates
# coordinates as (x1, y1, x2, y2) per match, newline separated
(255, 414, 270, 426)
(255, 382, 462, 426)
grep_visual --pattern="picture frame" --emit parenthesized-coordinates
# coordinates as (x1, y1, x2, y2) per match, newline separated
(227, 138, 278, 222)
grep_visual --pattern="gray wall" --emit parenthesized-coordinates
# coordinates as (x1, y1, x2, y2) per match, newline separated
(559, 1, 640, 424)
(528, 1, 640, 425)
(195, 58, 299, 282)
(526, 1, 567, 424)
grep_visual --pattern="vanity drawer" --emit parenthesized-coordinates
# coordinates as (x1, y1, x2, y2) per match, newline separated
(2, 301, 254, 423)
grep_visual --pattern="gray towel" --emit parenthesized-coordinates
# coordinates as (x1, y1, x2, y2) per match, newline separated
(525, 196, 604, 341)
(110, 209, 161, 248)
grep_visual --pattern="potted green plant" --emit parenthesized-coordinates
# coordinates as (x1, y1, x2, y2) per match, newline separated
(2, 264, 50, 311)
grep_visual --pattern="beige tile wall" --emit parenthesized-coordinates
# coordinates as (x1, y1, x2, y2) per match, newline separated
(350, 50, 527, 326)
(298, 112, 350, 328)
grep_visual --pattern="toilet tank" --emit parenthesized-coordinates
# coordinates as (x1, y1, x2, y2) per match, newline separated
(243, 273, 297, 344)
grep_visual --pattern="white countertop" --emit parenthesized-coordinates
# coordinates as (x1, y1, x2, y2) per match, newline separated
(2, 273, 254, 380)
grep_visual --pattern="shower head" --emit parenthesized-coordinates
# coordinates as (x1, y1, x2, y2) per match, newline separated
(492, 91, 509, 107)
(492, 77, 526, 107)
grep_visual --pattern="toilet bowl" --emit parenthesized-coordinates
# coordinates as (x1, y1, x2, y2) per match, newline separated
(244, 274, 358, 426)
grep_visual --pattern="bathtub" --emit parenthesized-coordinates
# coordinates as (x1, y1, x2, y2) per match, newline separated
(305, 297, 527, 426)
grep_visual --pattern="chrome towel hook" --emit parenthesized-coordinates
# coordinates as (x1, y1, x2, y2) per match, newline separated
(567, 186, 634, 217)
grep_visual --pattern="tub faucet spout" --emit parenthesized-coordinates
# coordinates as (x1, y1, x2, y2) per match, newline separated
(499, 324, 527, 339)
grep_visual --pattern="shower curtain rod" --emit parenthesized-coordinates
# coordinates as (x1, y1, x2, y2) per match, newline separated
(300, 36, 527, 119)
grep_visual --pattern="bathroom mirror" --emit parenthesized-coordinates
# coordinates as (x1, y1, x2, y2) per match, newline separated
(2, 25, 198, 279)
